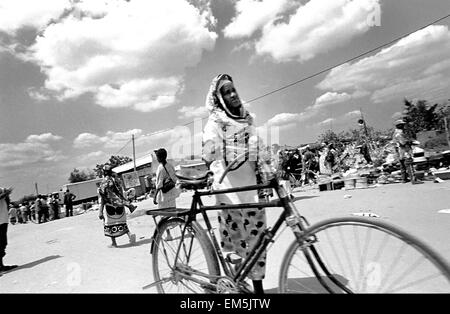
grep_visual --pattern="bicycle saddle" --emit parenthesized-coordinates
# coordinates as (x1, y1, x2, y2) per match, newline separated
(175, 171, 213, 190)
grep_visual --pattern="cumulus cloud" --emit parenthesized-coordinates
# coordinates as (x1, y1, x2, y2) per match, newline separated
(224, 0, 294, 38)
(345, 110, 361, 117)
(267, 112, 300, 126)
(27, 88, 51, 102)
(73, 129, 142, 149)
(4, 0, 217, 112)
(318, 118, 336, 126)
(0, 0, 71, 34)
(72, 127, 200, 160)
(317, 25, 450, 104)
(178, 105, 208, 120)
(26, 132, 62, 143)
(132, 126, 204, 160)
(311, 92, 352, 110)
(223, 0, 380, 63)
(0, 133, 65, 169)
(264, 91, 356, 128)
(76, 151, 107, 163)
(265, 104, 334, 129)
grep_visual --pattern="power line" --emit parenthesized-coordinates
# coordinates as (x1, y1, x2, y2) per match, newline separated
(245, 13, 450, 104)
(115, 138, 133, 155)
(130, 12, 450, 150)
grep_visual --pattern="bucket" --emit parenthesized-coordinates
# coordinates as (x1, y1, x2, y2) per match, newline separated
(355, 177, 368, 189)
(344, 178, 356, 189)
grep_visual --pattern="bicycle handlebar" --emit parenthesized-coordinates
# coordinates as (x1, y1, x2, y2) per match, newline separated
(218, 151, 250, 184)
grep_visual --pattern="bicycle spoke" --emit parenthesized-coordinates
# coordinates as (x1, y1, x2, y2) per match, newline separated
(388, 272, 443, 293)
(152, 218, 220, 293)
(292, 251, 318, 277)
(280, 217, 450, 294)
(376, 241, 408, 292)
(179, 279, 199, 293)
(324, 229, 347, 280)
(357, 225, 372, 292)
(338, 226, 357, 288)
(383, 255, 427, 292)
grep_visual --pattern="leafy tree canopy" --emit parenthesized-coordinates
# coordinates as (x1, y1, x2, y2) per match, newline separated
(94, 155, 133, 178)
(68, 168, 96, 183)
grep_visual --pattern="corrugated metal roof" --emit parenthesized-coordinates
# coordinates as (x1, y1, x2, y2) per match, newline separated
(112, 153, 153, 174)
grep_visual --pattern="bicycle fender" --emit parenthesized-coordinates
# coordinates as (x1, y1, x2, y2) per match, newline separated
(150, 216, 172, 254)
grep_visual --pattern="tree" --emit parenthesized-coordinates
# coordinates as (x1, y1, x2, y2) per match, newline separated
(94, 155, 133, 177)
(317, 129, 341, 145)
(402, 99, 441, 138)
(15, 194, 37, 205)
(68, 168, 96, 183)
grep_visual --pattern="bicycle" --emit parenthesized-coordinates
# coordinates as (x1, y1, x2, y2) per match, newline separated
(288, 171, 303, 189)
(145, 153, 450, 293)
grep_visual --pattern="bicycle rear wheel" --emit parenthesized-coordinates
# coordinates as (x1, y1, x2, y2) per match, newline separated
(152, 218, 220, 293)
(279, 216, 450, 293)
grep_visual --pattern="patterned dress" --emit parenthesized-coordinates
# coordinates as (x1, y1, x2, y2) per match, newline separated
(98, 176, 129, 238)
(202, 74, 269, 280)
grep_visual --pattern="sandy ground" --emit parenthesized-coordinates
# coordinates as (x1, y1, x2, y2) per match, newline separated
(1, 180, 449, 293)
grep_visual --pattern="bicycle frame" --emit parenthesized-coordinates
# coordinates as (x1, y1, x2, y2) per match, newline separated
(150, 177, 317, 290)
(149, 164, 352, 294)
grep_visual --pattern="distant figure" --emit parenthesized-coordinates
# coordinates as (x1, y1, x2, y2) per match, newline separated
(319, 144, 335, 175)
(49, 193, 60, 220)
(19, 203, 28, 223)
(278, 149, 294, 199)
(302, 146, 318, 185)
(63, 189, 76, 217)
(35, 195, 49, 223)
(0, 186, 18, 273)
(392, 119, 423, 185)
(8, 205, 19, 225)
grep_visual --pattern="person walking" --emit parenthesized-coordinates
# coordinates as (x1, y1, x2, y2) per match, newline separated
(35, 195, 47, 223)
(63, 189, 76, 217)
(279, 150, 294, 199)
(8, 205, 19, 225)
(202, 74, 272, 294)
(98, 165, 136, 248)
(0, 186, 18, 273)
(153, 148, 180, 209)
(19, 203, 28, 223)
(49, 193, 60, 220)
(392, 119, 423, 184)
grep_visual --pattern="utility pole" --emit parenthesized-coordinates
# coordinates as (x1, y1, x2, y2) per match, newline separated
(444, 100, 450, 149)
(359, 108, 370, 139)
(132, 134, 137, 172)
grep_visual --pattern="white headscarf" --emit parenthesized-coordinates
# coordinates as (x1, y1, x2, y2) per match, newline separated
(205, 74, 253, 125)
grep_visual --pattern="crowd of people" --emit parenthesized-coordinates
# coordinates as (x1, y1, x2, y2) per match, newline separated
(5, 189, 79, 226)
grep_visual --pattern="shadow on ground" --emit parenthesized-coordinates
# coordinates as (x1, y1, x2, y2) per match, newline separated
(1, 255, 62, 275)
(116, 238, 152, 249)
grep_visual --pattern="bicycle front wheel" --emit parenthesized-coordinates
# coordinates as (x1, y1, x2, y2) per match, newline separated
(152, 218, 220, 293)
(279, 216, 450, 293)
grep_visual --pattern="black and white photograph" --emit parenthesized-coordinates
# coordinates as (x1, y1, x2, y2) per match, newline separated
(0, 0, 449, 299)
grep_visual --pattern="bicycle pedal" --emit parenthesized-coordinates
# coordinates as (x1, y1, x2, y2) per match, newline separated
(226, 253, 242, 265)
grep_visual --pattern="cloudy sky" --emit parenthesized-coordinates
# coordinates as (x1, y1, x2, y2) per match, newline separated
(1, 0, 450, 198)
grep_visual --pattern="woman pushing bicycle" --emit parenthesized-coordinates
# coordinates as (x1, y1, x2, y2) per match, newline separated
(202, 74, 273, 294)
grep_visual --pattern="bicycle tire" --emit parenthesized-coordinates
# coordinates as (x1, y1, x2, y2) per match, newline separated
(152, 217, 220, 293)
(279, 216, 450, 293)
